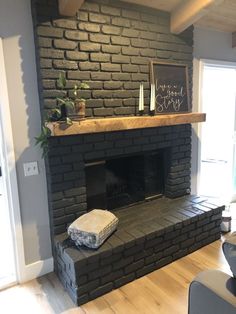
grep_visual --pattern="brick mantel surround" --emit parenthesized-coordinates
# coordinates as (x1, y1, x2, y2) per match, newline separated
(48, 123, 192, 234)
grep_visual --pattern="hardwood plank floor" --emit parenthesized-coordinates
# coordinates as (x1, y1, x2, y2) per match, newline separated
(0, 233, 233, 314)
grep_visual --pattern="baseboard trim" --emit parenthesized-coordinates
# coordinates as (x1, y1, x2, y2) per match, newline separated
(19, 257, 54, 283)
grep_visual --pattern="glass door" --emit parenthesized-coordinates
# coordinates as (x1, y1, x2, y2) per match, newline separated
(199, 62, 236, 202)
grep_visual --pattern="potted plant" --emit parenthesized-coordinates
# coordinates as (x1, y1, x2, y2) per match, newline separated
(57, 72, 89, 122)
(35, 73, 89, 157)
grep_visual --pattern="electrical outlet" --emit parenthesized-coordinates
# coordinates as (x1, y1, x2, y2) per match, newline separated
(23, 161, 39, 177)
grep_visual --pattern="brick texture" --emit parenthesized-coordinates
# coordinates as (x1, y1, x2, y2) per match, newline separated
(32, 0, 193, 117)
(54, 197, 224, 305)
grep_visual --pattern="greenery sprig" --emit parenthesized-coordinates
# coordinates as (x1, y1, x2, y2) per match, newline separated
(35, 125, 51, 158)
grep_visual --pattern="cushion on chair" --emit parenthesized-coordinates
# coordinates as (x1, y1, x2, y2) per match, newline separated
(68, 209, 119, 249)
(188, 270, 236, 314)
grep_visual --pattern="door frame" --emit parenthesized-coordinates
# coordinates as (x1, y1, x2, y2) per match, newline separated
(192, 58, 236, 200)
(0, 38, 25, 287)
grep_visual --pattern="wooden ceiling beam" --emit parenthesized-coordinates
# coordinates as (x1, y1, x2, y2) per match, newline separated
(170, 0, 224, 34)
(58, 0, 84, 16)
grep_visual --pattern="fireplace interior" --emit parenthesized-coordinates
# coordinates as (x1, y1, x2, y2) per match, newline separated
(86, 150, 166, 211)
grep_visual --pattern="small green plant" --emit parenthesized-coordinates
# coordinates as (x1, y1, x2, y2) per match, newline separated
(35, 73, 89, 158)
(57, 73, 89, 124)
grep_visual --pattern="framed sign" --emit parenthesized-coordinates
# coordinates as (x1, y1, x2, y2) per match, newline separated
(150, 61, 190, 114)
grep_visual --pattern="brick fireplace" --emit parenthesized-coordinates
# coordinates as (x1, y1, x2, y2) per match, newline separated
(31, 0, 223, 306)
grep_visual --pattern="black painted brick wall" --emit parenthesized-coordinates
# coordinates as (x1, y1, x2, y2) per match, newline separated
(31, 0, 193, 118)
(31, 0, 194, 237)
(47, 124, 192, 235)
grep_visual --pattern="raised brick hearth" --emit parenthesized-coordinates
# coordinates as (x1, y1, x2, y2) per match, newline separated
(54, 195, 223, 305)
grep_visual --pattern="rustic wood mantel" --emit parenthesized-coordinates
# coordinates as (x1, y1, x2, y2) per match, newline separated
(47, 112, 206, 136)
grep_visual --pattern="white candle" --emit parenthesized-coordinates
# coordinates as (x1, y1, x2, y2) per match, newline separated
(150, 84, 155, 112)
(139, 83, 144, 111)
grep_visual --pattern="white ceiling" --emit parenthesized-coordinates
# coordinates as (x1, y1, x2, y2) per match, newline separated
(59, 0, 236, 35)
(123, 0, 236, 33)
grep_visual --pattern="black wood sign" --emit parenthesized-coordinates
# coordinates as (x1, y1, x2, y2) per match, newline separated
(150, 61, 190, 114)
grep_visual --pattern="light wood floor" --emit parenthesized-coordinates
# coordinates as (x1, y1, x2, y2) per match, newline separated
(0, 233, 233, 314)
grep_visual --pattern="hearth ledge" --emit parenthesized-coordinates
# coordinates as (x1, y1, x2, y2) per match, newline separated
(47, 112, 206, 136)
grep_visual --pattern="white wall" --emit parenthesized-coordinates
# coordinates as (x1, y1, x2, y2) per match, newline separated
(192, 26, 236, 194)
(0, 0, 52, 270)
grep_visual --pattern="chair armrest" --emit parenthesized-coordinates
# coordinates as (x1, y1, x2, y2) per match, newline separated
(223, 233, 236, 276)
(188, 270, 236, 314)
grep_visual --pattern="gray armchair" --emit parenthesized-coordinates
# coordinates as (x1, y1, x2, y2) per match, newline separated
(188, 235, 236, 314)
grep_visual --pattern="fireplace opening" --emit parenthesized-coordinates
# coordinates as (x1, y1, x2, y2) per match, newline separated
(106, 155, 145, 209)
(85, 161, 106, 210)
(85, 150, 166, 211)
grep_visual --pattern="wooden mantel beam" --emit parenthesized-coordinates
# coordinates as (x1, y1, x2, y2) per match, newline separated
(171, 0, 224, 34)
(58, 0, 84, 16)
(47, 113, 206, 137)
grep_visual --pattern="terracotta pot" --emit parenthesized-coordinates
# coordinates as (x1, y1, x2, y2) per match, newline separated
(75, 100, 85, 119)
(67, 100, 86, 120)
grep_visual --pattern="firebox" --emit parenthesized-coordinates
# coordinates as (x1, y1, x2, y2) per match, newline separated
(85, 150, 167, 211)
